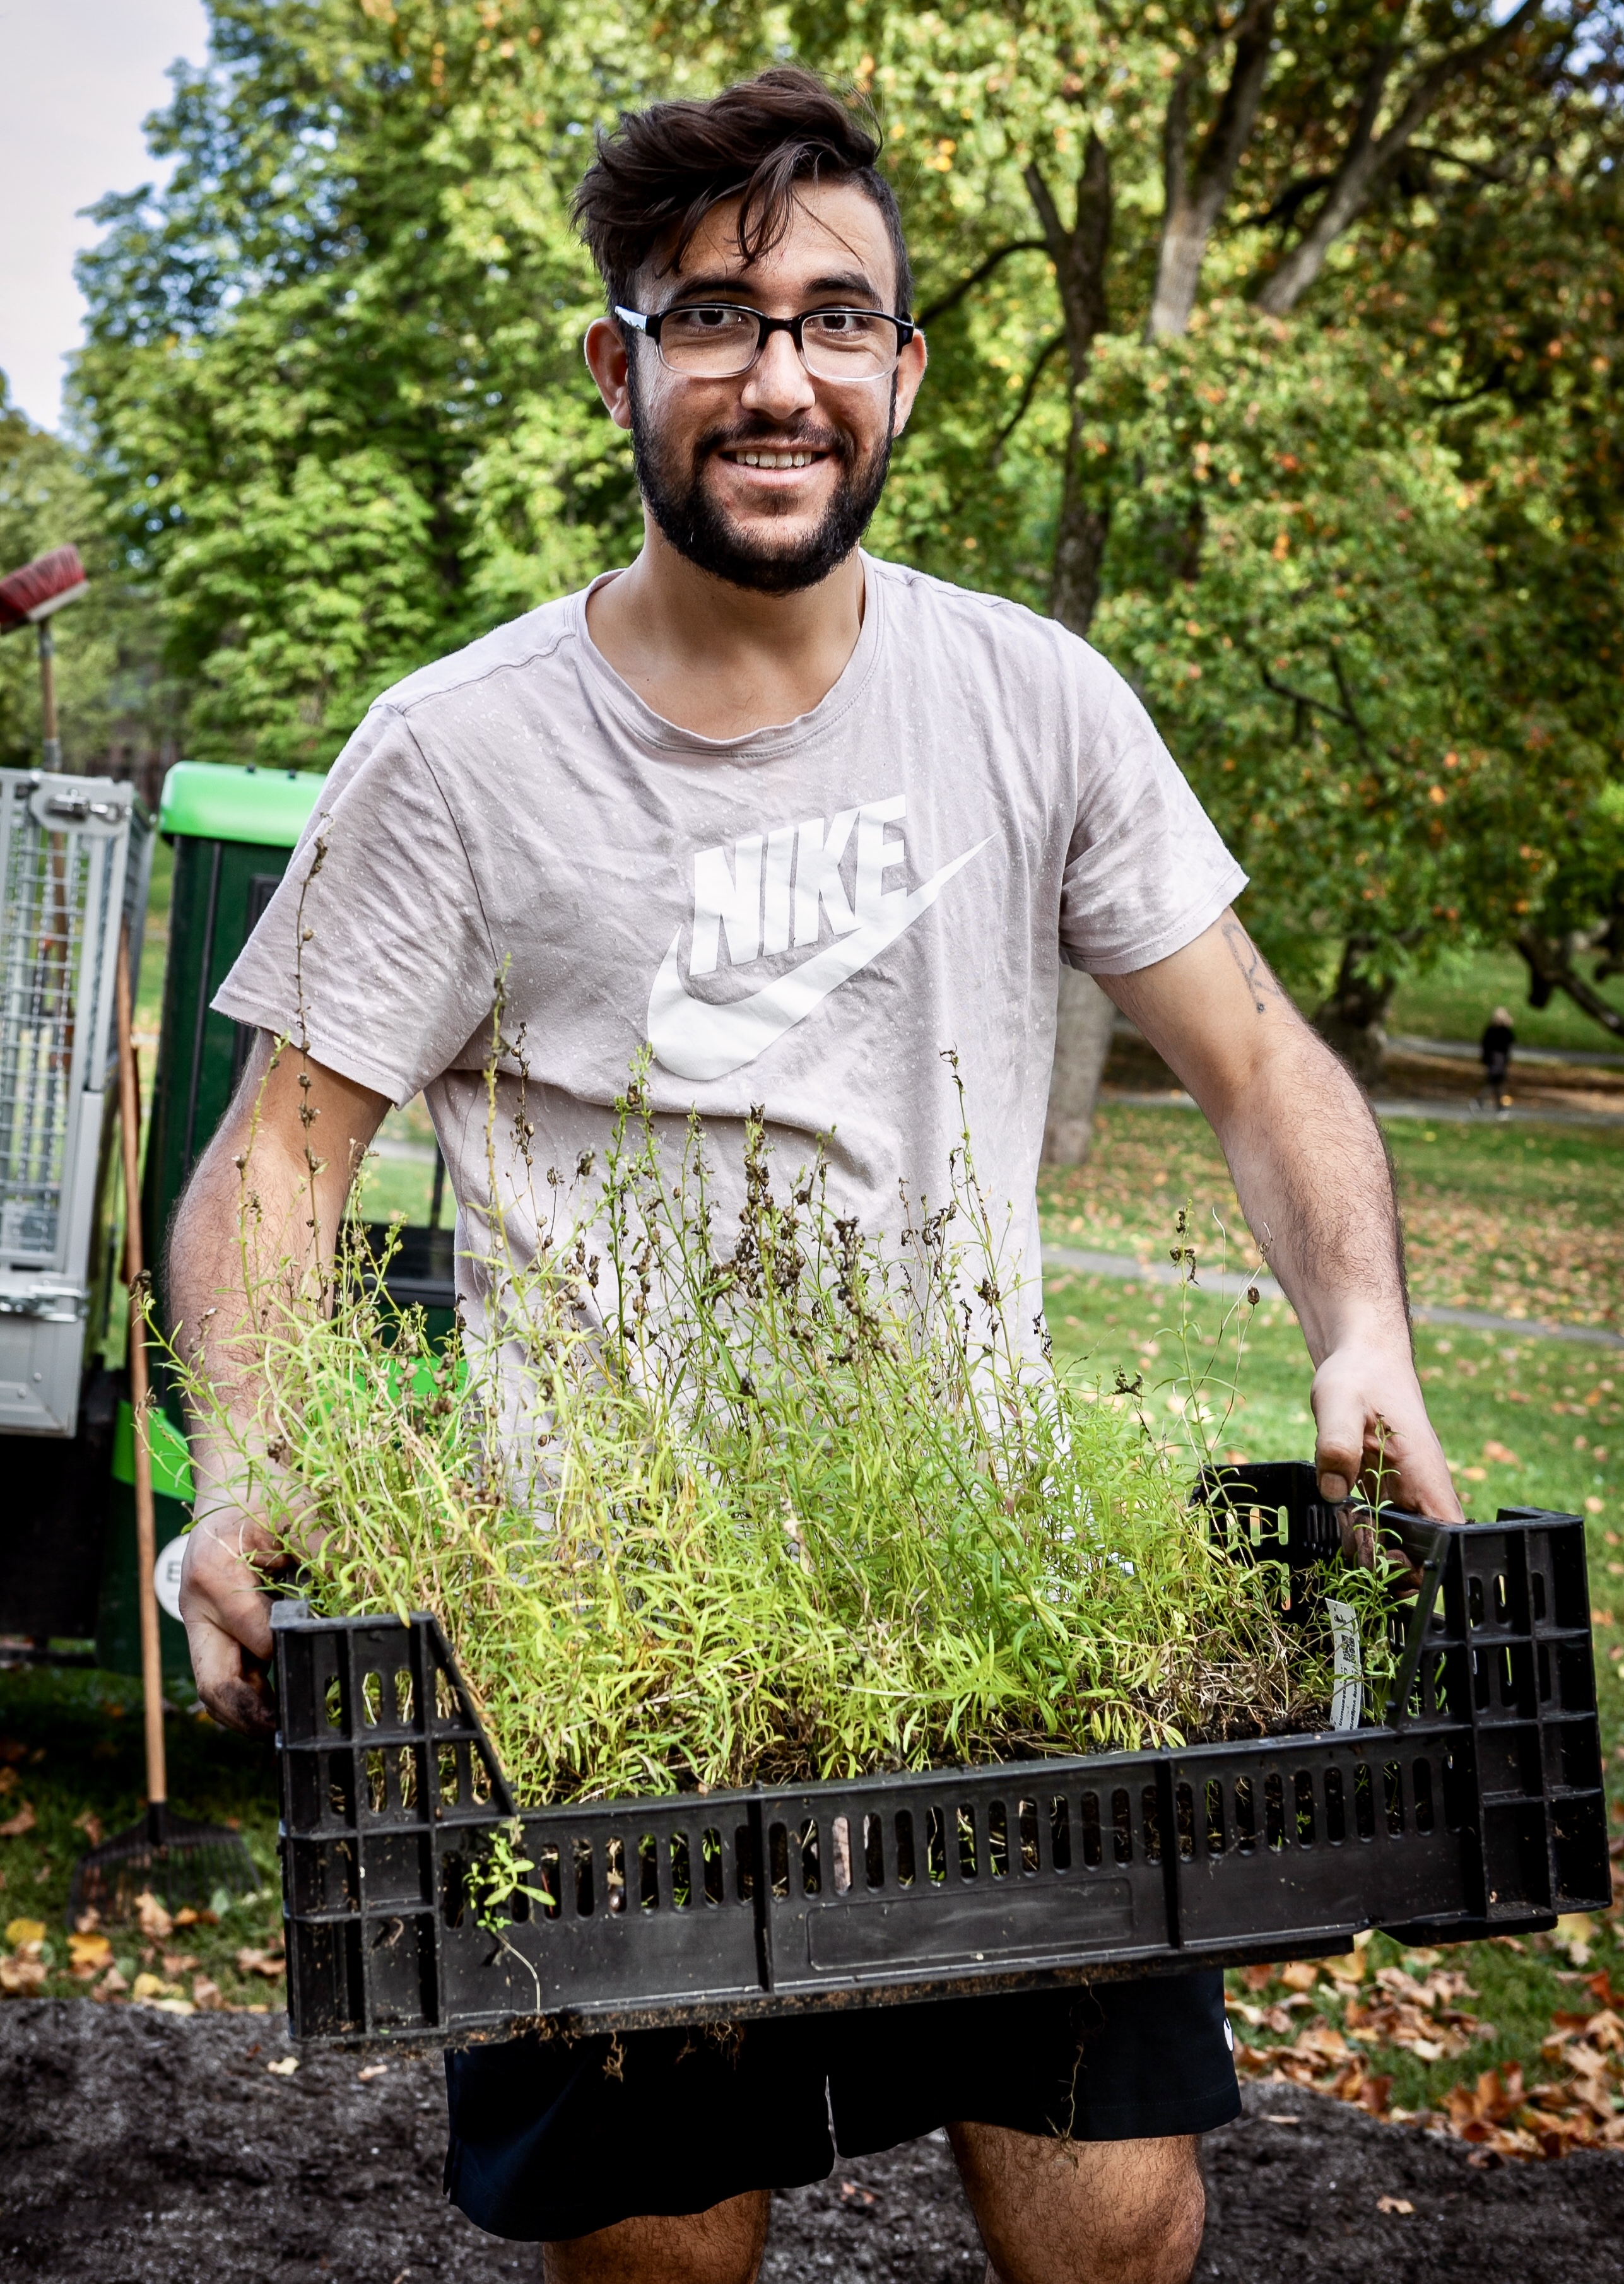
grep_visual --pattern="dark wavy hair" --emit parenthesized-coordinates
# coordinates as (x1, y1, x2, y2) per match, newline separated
(573, 67, 913, 321)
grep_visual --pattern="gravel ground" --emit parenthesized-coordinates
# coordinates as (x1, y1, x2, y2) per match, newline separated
(2, 2003, 1621, 2283)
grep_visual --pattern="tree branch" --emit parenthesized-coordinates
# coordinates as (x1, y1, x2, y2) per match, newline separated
(1253, 0, 1550, 317)
(1024, 138, 1111, 366)
(915, 238, 1049, 328)
(1515, 931, 1624, 1037)
(991, 333, 1066, 462)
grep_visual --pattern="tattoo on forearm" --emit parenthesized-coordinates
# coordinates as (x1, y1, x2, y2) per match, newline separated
(1221, 920, 1282, 1015)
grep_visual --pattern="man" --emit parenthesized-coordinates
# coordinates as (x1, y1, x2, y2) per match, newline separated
(176, 67, 1461, 2284)
(1479, 1004, 1515, 1113)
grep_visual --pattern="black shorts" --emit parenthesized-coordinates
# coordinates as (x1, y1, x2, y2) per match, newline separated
(444, 1972, 1240, 2243)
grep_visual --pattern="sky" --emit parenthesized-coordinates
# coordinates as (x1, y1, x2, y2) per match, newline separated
(0, 0, 211, 434)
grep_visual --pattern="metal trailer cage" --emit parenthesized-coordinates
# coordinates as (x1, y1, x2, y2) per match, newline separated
(0, 770, 150, 1435)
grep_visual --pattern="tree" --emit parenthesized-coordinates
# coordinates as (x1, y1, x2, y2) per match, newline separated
(801, 0, 1623, 1078)
(75, 0, 1624, 1079)
(0, 375, 174, 779)
(73, 0, 683, 765)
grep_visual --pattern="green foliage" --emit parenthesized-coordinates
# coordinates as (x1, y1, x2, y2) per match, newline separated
(69, 0, 1624, 1003)
(0, 377, 175, 772)
(1077, 309, 1616, 989)
(175, 1065, 1390, 1806)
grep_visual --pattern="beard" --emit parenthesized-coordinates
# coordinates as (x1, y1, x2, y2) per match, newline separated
(627, 369, 895, 596)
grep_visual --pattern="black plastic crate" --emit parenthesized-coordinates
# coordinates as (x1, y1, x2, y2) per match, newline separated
(271, 1464, 1609, 2052)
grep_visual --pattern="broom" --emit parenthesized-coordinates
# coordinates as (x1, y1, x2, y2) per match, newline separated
(0, 545, 89, 771)
(68, 924, 261, 1924)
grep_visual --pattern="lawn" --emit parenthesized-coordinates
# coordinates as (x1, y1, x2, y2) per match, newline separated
(0, 1665, 286, 2013)
(1387, 945, 1624, 1058)
(1041, 1104, 1621, 1330)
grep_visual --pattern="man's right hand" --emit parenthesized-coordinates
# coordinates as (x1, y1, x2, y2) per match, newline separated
(179, 1502, 289, 1739)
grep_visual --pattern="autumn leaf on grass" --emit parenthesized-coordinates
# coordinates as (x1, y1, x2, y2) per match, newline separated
(131, 1972, 184, 2001)
(5, 1919, 45, 1947)
(0, 1954, 46, 1997)
(68, 1932, 112, 1977)
(0, 1803, 35, 1839)
(235, 1945, 286, 1980)
(73, 1810, 103, 1849)
(134, 1891, 173, 1941)
(191, 1977, 225, 2011)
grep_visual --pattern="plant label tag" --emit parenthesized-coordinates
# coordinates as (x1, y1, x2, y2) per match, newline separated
(153, 1535, 188, 1623)
(1326, 1598, 1363, 1730)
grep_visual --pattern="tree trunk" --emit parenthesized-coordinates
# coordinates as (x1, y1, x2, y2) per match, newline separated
(1025, 135, 1118, 1158)
(1049, 398, 1112, 636)
(1313, 934, 1396, 1091)
(1043, 965, 1119, 1165)
(1146, 1, 1276, 341)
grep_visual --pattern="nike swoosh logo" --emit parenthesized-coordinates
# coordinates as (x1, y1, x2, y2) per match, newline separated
(647, 840, 989, 1083)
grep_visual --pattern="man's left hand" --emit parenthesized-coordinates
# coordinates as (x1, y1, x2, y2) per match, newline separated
(1311, 1336, 1464, 1563)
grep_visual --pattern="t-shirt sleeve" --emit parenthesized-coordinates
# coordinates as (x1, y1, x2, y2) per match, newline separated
(211, 707, 498, 1104)
(1057, 654, 1246, 975)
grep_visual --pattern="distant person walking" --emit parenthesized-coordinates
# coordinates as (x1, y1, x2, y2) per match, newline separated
(1478, 1004, 1515, 1111)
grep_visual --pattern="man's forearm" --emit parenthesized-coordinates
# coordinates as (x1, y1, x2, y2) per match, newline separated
(1208, 1020, 1408, 1365)
(172, 1034, 391, 1729)
(1106, 914, 1461, 1521)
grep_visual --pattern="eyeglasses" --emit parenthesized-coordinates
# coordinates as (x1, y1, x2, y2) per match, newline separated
(616, 302, 916, 383)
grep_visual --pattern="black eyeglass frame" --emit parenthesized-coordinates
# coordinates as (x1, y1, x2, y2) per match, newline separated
(615, 302, 918, 380)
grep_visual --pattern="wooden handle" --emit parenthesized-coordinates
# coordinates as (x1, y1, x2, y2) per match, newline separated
(117, 926, 166, 1811)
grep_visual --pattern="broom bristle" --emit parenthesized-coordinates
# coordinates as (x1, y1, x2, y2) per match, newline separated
(0, 545, 88, 632)
(68, 1808, 262, 1926)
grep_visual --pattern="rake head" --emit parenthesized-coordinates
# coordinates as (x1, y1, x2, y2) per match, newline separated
(67, 1803, 262, 1927)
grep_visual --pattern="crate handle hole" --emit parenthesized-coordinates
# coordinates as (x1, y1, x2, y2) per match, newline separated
(830, 1816, 852, 1895)
(701, 1827, 726, 1907)
(862, 1813, 886, 1890)
(1411, 1758, 1435, 1835)
(1050, 1795, 1072, 1872)
(1232, 1776, 1255, 1855)
(1264, 1772, 1285, 1852)
(1080, 1791, 1103, 1868)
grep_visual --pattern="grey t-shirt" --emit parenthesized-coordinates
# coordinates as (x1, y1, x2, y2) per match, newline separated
(215, 554, 1245, 1343)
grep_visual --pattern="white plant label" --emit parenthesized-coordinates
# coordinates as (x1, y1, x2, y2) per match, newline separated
(153, 1534, 189, 1623)
(1326, 1598, 1363, 1731)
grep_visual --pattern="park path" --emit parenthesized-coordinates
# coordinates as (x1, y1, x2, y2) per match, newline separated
(1041, 1242, 1624, 1351)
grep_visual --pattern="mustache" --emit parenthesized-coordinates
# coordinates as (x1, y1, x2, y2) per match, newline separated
(693, 418, 856, 466)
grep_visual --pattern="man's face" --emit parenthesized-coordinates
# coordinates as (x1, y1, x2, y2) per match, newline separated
(587, 179, 926, 594)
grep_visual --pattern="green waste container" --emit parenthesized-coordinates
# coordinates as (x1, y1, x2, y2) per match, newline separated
(141, 762, 329, 1265)
(95, 763, 327, 1680)
(95, 1401, 197, 1689)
